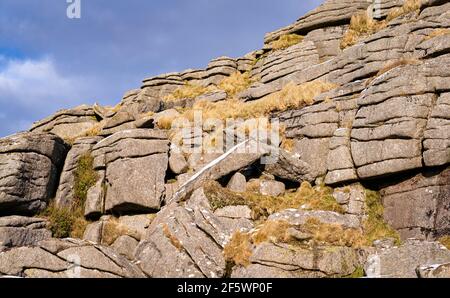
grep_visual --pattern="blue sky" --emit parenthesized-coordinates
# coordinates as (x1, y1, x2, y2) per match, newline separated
(0, 0, 322, 137)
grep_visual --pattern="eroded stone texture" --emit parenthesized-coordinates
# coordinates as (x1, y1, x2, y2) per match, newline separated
(381, 167, 450, 240)
(0, 132, 69, 215)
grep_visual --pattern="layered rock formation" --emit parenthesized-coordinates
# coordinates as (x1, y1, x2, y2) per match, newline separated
(1, 0, 450, 278)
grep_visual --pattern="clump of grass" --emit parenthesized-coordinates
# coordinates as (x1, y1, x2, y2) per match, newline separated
(73, 153, 98, 205)
(438, 236, 450, 250)
(386, 0, 421, 22)
(217, 72, 252, 98)
(270, 34, 304, 51)
(223, 231, 253, 267)
(162, 224, 184, 252)
(223, 219, 366, 267)
(302, 218, 366, 248)
(164, 82, 214, 101)
(102, 218, 140, 245)
(424, 28, 450, 41)
(362, 190, 401, 246)
(204, 180, 344, 221)
(345, 267, 365, 278)
(180, 81, 337, 122)
(340, 12, 387, 49)
(41, 152, 98, 239)
(366, 58, 420, 86)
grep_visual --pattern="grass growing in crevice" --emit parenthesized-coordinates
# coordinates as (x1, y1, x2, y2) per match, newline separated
(362, 190, 401, 246)
(164, 82, 215, 102)
(424, 28, 450, 41)
(217, 71, 253, 98)
(41, 152, 98, 239)
(101, 218, 141, 245)
(386, 0, 421, 22)
(269, 34, 304, 51)
(345, 267, 365, 278)
(439, 236, 450, 250)
(340, 12, 387, 49)
(162, 224, 185, 252)
(204, 180, 344, 221)
(177, 81, 337, 124)
(366, 58, 420, 86)
(223, 218, 366, 267)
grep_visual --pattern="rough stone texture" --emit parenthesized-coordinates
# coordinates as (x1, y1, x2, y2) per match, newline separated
(365, 240, 450, 278)
(0, 238, 146, 278)
(258, 41, 320, 84)
(83, 221, 103, 244)
(269, 209, 361, 229)
(0, 216, 51, 252)
(417, 262, 450, 278)
(226, 172, 247, 193)
(325, 128, 358, 185)
(381, 167, 450, 240)
(135, 188, 252, 278)
(135, 203, 227, 278)
(423, 93, 450, 167)
(169, 139, 270, 204)
(259, 180, 286, 197)
(0, 132, 69, 215)
(111, 235, 139, 260)
(214, 206, 252, 220)
(232, 242, 366, 278)
(55, 136, 102, 208)
(264, 148, 316, 183)
(264, 0, 370, 44)
(86, 129, 169, 215)
(333, 183, 367, 217)
(169, 150, 188, 175)
(30, 105, 98, 140)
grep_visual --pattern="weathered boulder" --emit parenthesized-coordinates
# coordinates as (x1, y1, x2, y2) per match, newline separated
(0, 238, 146, 278)
(264, 0, 370, 44)
(417, 262, 450, 278)
(381, 167, 450, 240)
(0, 132, 69, 215)
(232, 243, 366, 278)
(30, 105, 98, 140)
(365, 239, 450, 278)
(85, 129, 169, 215)
(0, 216, 51, 252)
(226, 172, 247, 193)
(135, 188, 252, 278)
(259, 180, 286, 197)
(135, 203, 227, 278)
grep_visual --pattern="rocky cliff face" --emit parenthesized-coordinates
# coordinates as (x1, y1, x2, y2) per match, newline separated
(1, 0, 450, 278)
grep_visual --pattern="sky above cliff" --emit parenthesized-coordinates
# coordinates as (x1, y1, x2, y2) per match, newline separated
(0, 0, 322, 137)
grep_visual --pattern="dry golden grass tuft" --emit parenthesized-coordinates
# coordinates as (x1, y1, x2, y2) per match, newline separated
(164, 82, 214, 101)
(223, 231, 253, 267)
(270, 34, 304, 51)
(204, 180, 344, 221)
(217, 71, 253, 98)
(340, 12, 387, 49)
(424, 28, 450, 41)
(162, 224, 185, 252)
(302, 218, 366, 248)
(101, 218, 140, 245)
(181, 81, 337, 122)
(223, 219, 366, 267)
(386, 0, 421, 22)
(439, 236, 450, 250)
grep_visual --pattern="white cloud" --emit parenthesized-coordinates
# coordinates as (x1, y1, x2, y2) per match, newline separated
(0, 57, 90, 108)
(0, 57, 101, 137)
